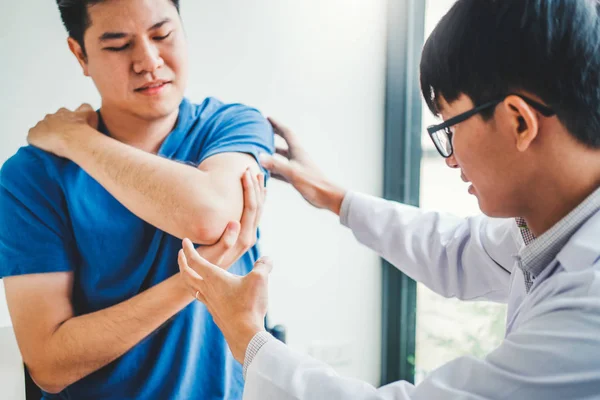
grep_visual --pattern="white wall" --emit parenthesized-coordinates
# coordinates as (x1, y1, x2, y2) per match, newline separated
(0, 0, 387, 385)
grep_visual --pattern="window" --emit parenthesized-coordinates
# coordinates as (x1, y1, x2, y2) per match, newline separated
(414, 0, 507, 383)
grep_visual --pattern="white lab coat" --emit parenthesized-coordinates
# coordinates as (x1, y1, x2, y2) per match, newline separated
(243, 192, 600, 400)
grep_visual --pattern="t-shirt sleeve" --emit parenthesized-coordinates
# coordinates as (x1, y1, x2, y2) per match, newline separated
(200, 102, 275, 175)
(0, 147, 76, 278)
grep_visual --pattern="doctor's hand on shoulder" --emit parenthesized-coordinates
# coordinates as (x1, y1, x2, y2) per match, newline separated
(259, 118, 347, 216)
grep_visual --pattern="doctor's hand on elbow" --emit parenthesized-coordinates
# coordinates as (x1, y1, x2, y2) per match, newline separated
(178, 238, 272, 364)
(193, 168, 266, 269)
(27, 104, 99, 159)
(260, 117, 347, 216)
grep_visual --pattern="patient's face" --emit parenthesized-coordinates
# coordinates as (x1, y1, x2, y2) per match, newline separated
(70, 0, 189, 120)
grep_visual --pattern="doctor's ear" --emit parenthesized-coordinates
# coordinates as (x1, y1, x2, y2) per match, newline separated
(67, 37, 90, 77)
(503, 95, 540, 153)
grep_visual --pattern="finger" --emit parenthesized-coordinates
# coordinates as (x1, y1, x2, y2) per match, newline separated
(239, 169, 258, 236)
(259, 154, 295, 182)
(199, 220, 241, 265)
(76, 104, 99, 129)
(221, 221, 241, 250)
(248, 171, 262, 238)
(267, 117, 298, 147)
(183, 268, 207, 302)
(270, 172, 290, 184)
(254, 173, 266, 228)
(208, 220, 241, 255)
(182, 238, 221, 279)
(252, 172, 262, 214)
(252, 256, 274, 278)
(258, 172, 266, 197)
(178, 250, 207, 302)
(75, 103, 94, 113)
(260, 173, 267, 203)
(275, 146, 290, 160)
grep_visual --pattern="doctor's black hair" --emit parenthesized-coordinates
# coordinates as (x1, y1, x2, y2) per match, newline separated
(55, 0, 181, 57)
(420, 0, 600, 148)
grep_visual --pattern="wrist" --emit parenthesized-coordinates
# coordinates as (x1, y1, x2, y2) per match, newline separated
(231, 324, 264, 364)
(172, 274, 196, 302)
(320, 182, 346, 216)
(61, 125, 99, 161)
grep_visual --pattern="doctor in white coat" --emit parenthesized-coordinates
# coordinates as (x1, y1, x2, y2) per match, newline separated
(178, 0, 600, 398)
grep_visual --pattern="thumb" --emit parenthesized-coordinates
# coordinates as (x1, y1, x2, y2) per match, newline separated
(253, 256, 274, 275)
(260, 154, 294, 181)
(219, 221, 241, 250)
(76, 103, 99, 129)
(75, 103, 94, 113)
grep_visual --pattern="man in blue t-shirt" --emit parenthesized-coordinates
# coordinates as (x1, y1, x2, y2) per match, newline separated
(0, 0, 274, 399)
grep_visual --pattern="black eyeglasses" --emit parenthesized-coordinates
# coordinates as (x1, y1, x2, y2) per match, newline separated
(426, 94, 556, 158)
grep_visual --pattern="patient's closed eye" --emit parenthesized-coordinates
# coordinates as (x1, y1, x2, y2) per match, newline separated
(105, 43, 131, 52)
(154, 32, 172, 41)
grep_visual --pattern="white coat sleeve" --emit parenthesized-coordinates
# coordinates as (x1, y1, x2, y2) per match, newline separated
(340, 192, 517, 302)
(244, 289, 600, 400)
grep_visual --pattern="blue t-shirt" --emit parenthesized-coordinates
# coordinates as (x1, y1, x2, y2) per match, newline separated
(0, 97, 274, 399)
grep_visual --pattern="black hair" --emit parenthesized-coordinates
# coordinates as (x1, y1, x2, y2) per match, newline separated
(55, 0, 180, 56)
(420, 0, 600, 148)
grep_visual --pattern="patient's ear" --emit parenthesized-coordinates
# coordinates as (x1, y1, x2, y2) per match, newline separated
(503, 95, 540, 153)
(68, 37, 90, 77)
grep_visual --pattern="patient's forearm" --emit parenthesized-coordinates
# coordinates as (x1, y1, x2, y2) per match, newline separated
(31, 275, 193, 393)
(64, 127, 234, 244)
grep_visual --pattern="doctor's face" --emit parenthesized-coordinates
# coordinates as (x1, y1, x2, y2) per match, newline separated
(68, 0, 189, 120)
(437, 95, 531, 218)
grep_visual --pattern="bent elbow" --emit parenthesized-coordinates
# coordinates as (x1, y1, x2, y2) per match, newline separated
(179, 193, 243, 245)
(185, 209, 232, 246)
(189, 223, 227, 246)
(26, 362, 68, 394)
